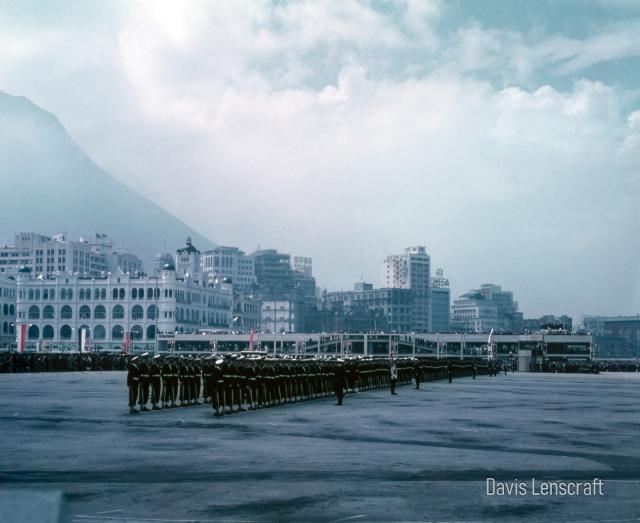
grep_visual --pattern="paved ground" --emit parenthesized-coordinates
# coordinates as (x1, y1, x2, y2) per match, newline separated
(1, 371, 639, 522)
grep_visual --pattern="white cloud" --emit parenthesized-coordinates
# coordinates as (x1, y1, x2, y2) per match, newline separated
(0, 1, 638, 318)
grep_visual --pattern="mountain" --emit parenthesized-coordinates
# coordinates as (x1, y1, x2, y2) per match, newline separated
(0, 90, 215, 268)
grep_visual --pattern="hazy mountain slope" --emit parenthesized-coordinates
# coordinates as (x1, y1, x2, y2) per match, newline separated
(0, 90, 215, 267)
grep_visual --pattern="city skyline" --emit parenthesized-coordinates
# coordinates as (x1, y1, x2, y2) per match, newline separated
(1, 1, 639, 321)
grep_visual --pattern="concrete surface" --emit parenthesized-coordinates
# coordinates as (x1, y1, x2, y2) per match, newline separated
(1, 371, 639, 522)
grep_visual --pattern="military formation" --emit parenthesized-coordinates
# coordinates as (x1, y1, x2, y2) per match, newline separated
(0, 351, 129, 373)
(126, 353, 495, 415)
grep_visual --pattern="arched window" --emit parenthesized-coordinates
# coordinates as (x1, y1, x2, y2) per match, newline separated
(131, 305, 144, 320)
(138, 288, 144, 300)
(28, 325, 39, 340)
(147, 288, 153, 299)
(154, 288, 160, 299)
(100, 289, 106, 300)
(79, 305, 91, 319)
(9, 305, 14, 316)
(112, 305, 124, 319)
(112, 288, 118, 300)
(60, 305, 73, 319)
(61, 289, 67, 300)
(85, 288, 91, 300)
(147, 305, 157, 320)
(67, 289, 73, 300)
(94, 325, 106, 340)
(43, 289, 48, 300)
(94, 305, 106, 319)
(146, 325, 156, 340)
(112, 324, 124, 340)
(60, 325, 72, 339)
(79, 289, 85, 300)
(119, 288, 125, 300)
(50, 290, 55, 300)
(43, 325, 54, 339)
(132, 288, 137, 299)
(131, 325, 143, 340)
(3, 304, 8, 315)
(28, 305, 40, 320)
(2, 322, 7, 334)
(35, 289, 40, 300)
(28, 289, 34, 300)
(94, 289, 100, 300)
(43, 305, 54, 319)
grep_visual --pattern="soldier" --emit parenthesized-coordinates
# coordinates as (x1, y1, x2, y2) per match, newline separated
(202, 358, 212, 404)
(472, 363, 477, 380)
(178, 357, 189, 407)
(390, 359, 398, 395)
(150, 354, 162, 410)
(414, 359, 422, 390)
(212, 358, 225, 416)
(127, 356, 140, 414)
(161, 357, 173, 408)
(334, 359, 346, 406)
(138, 353, 151, 411)
(447, 361, 453, 383)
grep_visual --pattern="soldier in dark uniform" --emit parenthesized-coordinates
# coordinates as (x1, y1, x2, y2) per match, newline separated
(127, 356, 140, 413)
(472, 363, 477, 379)
(150, 354, 162, 410)
(414, 359, 422, 389)
(334, 359, 346, 406)
(178, 357, 189, 407)
(447, 361, 453, 383)
(161, 357, 173, 408)
(138, 353, 151, 411)
(202, 358, 212, 404)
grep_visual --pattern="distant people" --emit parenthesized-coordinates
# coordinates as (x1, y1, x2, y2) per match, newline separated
(447, 362, 453, 383)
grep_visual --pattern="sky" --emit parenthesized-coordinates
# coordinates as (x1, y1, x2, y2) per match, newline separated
(0, 0, 639, 320)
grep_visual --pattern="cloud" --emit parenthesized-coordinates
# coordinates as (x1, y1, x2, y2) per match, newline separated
(0, 1, 638, 319)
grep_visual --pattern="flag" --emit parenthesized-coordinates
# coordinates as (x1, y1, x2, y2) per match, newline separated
(487, 329, 495, 361)
(248, 330, 255, 351)
(80, 328, 87, 353)
(17, 324, 26, 352)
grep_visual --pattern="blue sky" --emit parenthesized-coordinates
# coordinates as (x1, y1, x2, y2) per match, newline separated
(0, 0, 638, 320)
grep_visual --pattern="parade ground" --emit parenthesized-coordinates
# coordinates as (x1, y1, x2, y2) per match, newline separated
(1, 371, 640, 522)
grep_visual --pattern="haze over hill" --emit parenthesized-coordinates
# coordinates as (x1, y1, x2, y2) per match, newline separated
(0, 90, 215, 268)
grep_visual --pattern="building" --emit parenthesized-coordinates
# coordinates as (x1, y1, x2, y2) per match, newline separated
(452, 283, 522, 333)
(326, 285, 412, 332)
(451, 292, 498, 333)
(251, 249, 295, 293)
(583, 315, 640, 359)
(0, 232, 143, 277)
(261, 300, 305, 333)
(232, 293, 262, 332)
(175, 237, 201, 279)
(382, 246, 430, 331)
(201, 246, 256, 290)
(14, 243, 233, 352)
(0, 273, 16, 347)
(429, 268, 450, 332)
(291, 256, 312, 278)
(523, 315, 573, 333)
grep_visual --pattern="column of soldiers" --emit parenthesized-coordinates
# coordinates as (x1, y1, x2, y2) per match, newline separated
(127, 354, 496, 414)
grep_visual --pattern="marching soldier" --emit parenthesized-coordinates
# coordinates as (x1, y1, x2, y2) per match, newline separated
(127, 356, 140, 414)
(414, 359, 422, 390)
(161, 357, 173, 408)
(138, 353, 151, 411)
(447, 361, 453, 383)
(150, 354, 162, 410)
(212, 358, 225, 416)
(334, 359, 346, 406)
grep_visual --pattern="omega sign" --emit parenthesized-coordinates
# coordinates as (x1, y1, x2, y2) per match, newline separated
(430, 268, 449, 288)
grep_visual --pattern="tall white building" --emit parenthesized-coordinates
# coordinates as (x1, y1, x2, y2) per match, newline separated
(429, 268, 450, 332)
(14, 258, 232, 352)
(0, 273, 16, 347)
(0, 232, 143, 277)
(382, 246, 430, 331)
(451, 292, 498, 333)
(201, 246, 256, 289)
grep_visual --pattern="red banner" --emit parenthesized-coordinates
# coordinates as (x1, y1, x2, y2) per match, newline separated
(17, 324, 26, 352)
